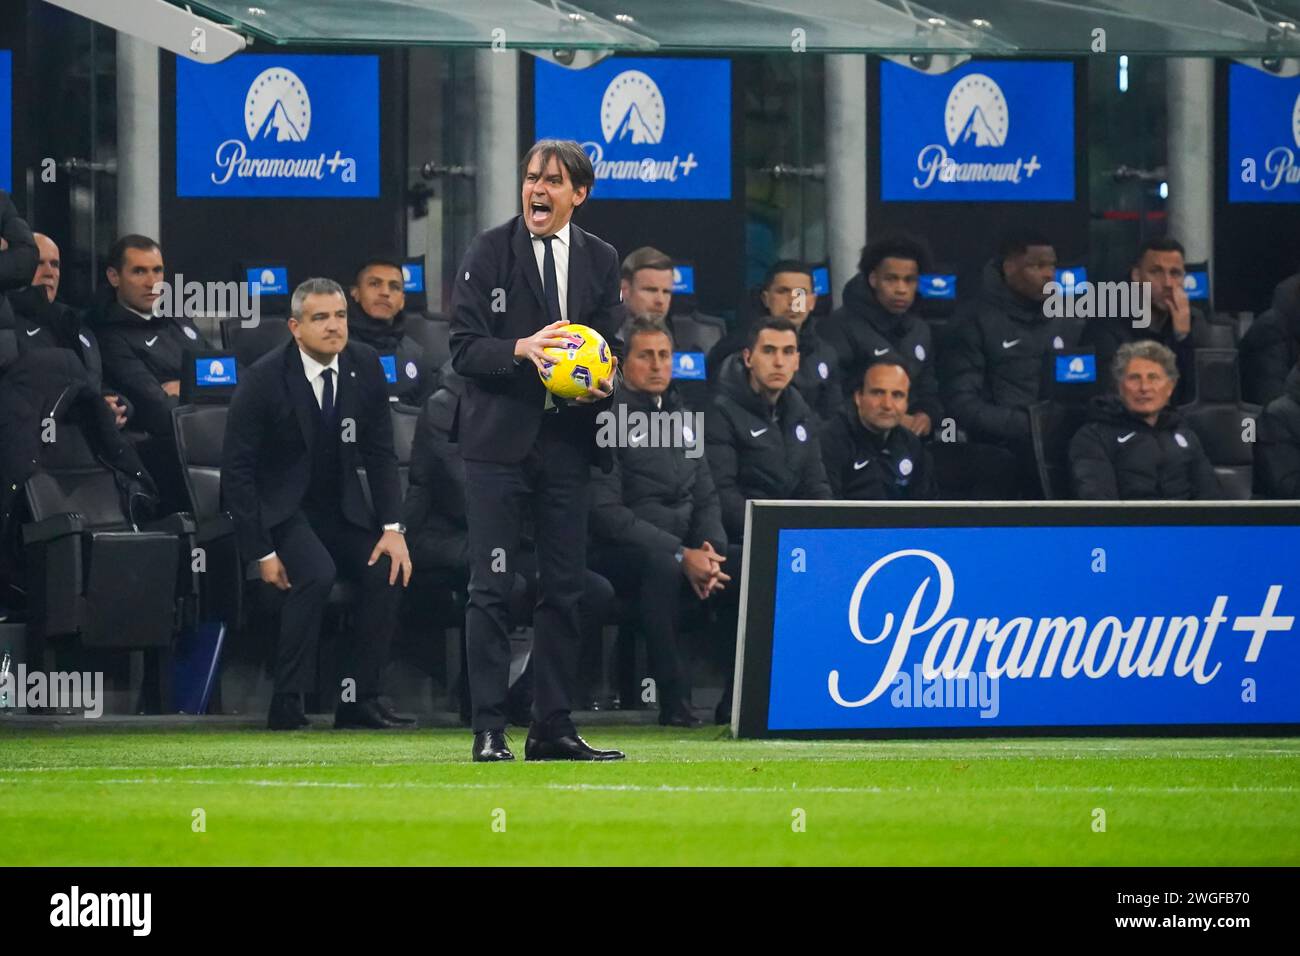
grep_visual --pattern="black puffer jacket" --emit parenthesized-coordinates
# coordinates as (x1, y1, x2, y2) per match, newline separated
(1240, 273, 1300, 407)
(347, 302, 439, 407)
(1081, 303, 1214, 405)
(589, 384, 726, 555)
(1068, 395, 1220, 500)
(706, 310, 842, 429)
(820, 405, 936, 500)
(8, 287, 111, 395)
(0, 190, 38, 336)
(1254, 365, 1300, 499)
(705, 352, 832, 540)
(820, 273, 942, 423)
(942, 260, 1078, 446)
(92, 299, 211, 437)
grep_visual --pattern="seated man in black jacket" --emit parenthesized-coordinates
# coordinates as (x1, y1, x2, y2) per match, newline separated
(0, 188, 38, 361)
(404, 361, 616, 722)
(1080, 236, 1214, 404)
(589, 315, 729, 728)
(820, 235, 942, 437)
(347, 256, 439, 407)
(1254, 361, 1300, 498)
(1240, 271, 1300, 407)
(822, 354, 936, 500)
(94, 234, 212, 438)
(942, 229, 1075, 495)
(7, 233, 130, 428)
(706, 315, 831, 723)
(1069, 340, 1220, 500)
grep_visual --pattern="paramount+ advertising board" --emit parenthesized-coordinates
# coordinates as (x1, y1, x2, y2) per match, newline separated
(1227, 62, 1300, 203)
(534, 56, 731, 200)
(879, 59, 1076, 202)
(176, 53, 380, 198)
(734, 503, 1300, 738)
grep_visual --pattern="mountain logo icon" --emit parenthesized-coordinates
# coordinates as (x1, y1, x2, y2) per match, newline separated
(600, 70, 665, 145)
(944, 73, 1008, 148)
(244, 67, 312, 143)
(1293, 91, 1300, 149)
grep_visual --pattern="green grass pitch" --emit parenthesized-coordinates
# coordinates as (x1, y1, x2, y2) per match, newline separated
(1, 724, 1297, 866)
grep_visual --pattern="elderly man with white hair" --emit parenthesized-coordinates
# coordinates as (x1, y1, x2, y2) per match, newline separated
(1069, 339, 1220, 500)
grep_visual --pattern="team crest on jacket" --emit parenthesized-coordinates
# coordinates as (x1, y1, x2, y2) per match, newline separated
(818, 361, 829, 380)
(915, 344, 926, 361)
(899, 457, 914, 476)
(1175, 432, 1189, 448)
(184, 326, 199, 340)
(795, 424, 808, 442)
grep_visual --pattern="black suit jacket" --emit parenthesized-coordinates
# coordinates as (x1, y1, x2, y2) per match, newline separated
(449, 215, 622, 467)
(221, 339, 402, 561)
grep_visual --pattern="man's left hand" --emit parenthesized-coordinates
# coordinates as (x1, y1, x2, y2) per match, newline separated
(369, 530, 412, 587)
(574, 356, 618, 404)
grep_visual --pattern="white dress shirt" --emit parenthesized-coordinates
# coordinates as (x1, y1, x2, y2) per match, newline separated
(530, 221, 570, 323)
(260, 347, 400, 562)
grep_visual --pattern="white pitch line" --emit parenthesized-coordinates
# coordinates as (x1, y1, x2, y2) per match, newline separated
(0, 777, 1296, 796)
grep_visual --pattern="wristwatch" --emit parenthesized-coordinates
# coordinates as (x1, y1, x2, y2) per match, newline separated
(383, 523, 407, 535)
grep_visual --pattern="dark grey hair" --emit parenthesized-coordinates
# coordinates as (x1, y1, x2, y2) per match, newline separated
(290, 277, 346, 320)
(1114, 339, 1179, 385)
(622, 313, 674, 351)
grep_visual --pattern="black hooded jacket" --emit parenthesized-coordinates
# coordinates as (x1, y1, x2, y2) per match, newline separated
(820, 273, 942, 423)
(820, 405, 936, 500)
(1255, 365, 1300, 499)
(1240, 273, 1300, 407)
(92, 299, 211, 437)
(346, 302, 439, 407)
(1068, 394, 1220, 500)
(705, 352, 832, 541)
(589, 384, 726, 556)
(942, 260, 1078, 445)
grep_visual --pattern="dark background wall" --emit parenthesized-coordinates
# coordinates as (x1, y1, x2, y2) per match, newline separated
(519, 52, 748, 320)
(158, 47, 408, 293)
(865, 56, 1092, 300)
(1214, 59, 1300, 314)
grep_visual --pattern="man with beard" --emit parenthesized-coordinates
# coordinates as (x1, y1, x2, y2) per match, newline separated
(347, 256, 439, 407)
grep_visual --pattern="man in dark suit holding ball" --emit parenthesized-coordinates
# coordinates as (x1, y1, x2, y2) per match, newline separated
(450, 139, 624, 762)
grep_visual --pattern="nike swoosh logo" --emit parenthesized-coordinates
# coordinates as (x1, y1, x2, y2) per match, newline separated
(873, 347, 889, 356)
(145, 336, 158, 347)
(25, 328, 39, 337)
(1117, 432, 1136, 443)
(1002, 339, 1021, 349)
(628, 431, 645, 444)
(750, 427, 768, 438)
(853, 459, 871, 471)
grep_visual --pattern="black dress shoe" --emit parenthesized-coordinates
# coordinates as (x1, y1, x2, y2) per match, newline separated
(268, 694, 310, 730)
(659, 703, 703, 729)
(472, 730, 515, 762)
(374, 698, 416, 726)
(525, 733, 625, 761)
(335, 699, 401, 729)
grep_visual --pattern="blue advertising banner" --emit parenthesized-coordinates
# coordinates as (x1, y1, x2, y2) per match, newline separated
(919, 273, 957, 300)
(176, 54, 379, 198)
(1183, 269, 1209, 301)
(402, 262, 424, 294)
(671, 265, 695, 294)
(0, 51, 11, 194)
(245, 265, 288, 295)
(534, 57, 731, 200)
(1227, 63, 1300, 203)
(880, 60, 1075, 202)
(760, 521, 1300, 732)
(672, 351, 707, 380)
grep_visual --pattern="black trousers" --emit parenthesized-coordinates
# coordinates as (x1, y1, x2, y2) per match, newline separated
(269, 508, 401, 700)
(589, 542, 691, 711)
(463, 417, 592, 736)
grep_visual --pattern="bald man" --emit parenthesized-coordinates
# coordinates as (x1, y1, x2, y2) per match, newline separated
(7, 233, 130, 427)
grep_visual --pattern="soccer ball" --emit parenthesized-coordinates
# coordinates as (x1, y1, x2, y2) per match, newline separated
(537, 323, 614, 400)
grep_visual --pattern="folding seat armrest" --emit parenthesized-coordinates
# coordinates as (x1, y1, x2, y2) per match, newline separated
(144, 512, 198, 536)
(22, 512, 85, 546)
(195, 512, 235, 545)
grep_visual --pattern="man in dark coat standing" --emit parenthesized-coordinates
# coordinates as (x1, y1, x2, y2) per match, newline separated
(450, 139, 624, 762)
(221, 278, 413, 731)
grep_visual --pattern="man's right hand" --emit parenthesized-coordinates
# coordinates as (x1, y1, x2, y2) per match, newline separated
(161, 380, 181, 397)
(514, 321, 574, 373)
(103, 394, 128, 428)
(260, 555, 291, 591)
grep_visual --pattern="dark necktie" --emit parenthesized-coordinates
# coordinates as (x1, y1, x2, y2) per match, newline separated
(542, 235, 562, 325)
(320, 367, 336, 427)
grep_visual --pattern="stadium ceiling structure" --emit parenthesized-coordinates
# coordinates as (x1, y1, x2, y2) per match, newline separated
(43, 0, 1300, 65)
